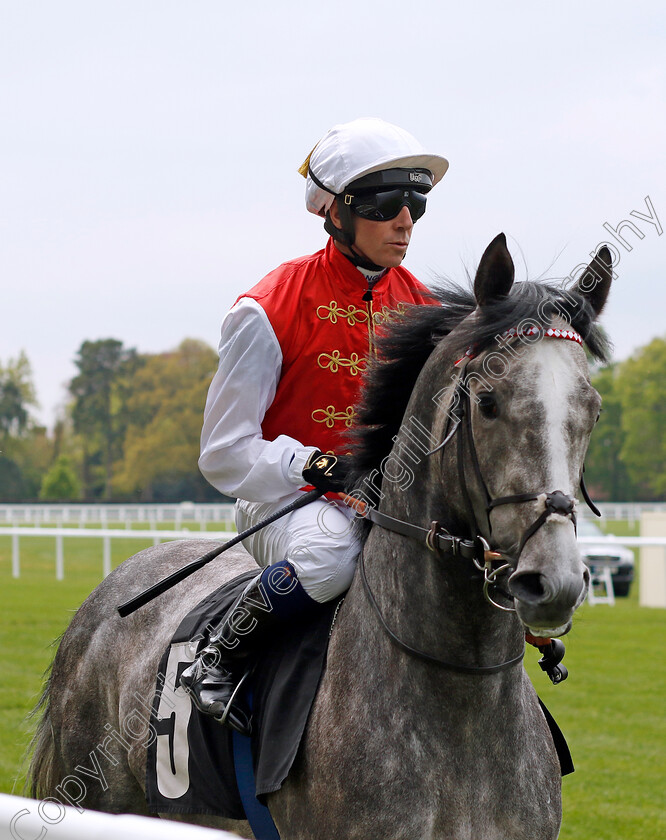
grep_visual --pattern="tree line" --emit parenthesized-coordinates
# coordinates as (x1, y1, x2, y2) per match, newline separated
(0, 339, 222, 502)
(584, 337, 666, 501)
(0, 335, 664, 503)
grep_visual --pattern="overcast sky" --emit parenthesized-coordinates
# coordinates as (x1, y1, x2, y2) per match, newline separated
(1, 1, 664, 429)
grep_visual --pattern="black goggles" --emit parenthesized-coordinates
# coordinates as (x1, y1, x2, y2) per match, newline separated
(345, 188, 428, 222)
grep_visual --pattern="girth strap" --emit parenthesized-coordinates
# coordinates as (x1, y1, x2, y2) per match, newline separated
(365, 507, 479, 560)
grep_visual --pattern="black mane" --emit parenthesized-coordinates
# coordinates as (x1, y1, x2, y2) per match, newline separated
(348, 279, 611, 482)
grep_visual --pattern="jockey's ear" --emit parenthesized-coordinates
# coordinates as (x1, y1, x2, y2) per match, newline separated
(573, 246, 613, 317)
(474, 233, 515, 306)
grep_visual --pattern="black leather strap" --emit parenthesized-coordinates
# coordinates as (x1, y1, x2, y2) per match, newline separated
(307, 165, 336, 196)
(488, 492, 540, 509)
(365, 507, 479, 561)
(580, 467, 601, 517)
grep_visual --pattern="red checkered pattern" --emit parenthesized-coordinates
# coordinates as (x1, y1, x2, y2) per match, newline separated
(456, 325, 584, 365)
(502, 326, 583, 345)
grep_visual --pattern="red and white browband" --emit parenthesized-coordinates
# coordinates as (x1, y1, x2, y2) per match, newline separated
(503, 326, 583, 344)
(456, 325, 583, 365)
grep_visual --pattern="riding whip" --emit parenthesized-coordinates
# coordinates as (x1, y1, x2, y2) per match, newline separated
(117, 488, 324, 617)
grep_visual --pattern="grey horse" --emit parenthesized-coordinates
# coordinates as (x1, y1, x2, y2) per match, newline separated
(29, 234, 612, 839)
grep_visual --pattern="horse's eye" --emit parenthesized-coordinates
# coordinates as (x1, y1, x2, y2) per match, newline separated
(477, 392, 498, 419)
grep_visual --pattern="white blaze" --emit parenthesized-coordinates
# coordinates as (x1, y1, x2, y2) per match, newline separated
(534, 343, 576, 491)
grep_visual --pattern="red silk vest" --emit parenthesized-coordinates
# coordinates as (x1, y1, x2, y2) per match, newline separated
(240, 238, 434, 454)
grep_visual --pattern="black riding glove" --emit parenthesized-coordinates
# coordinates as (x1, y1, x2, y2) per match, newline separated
(302, 450, 352, 494)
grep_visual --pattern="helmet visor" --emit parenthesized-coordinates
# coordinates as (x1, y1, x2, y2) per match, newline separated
(348, 188, 428, 222)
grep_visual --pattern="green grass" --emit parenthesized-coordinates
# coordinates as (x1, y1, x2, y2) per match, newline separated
(523, 517, 665, 838)
(0, 523, 232, 795)
(1, 520, 664, 839)
(525, 599, 665, 838)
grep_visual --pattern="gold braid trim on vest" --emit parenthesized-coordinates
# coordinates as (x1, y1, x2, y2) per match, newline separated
(316, 301, 369, 326)
(311, 405, 356, 429)
(317, 351, 367, 376)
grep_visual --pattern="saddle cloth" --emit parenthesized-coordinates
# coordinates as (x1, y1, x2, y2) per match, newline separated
(145, 571, 341, 818)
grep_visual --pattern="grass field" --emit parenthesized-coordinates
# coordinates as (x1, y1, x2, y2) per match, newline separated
(0, 520, 664, 838)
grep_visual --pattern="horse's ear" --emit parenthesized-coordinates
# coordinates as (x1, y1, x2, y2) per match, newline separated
(474, 233, 515, 306)
(573, 246, 612, 316)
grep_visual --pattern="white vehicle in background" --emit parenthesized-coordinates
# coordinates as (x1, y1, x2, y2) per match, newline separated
(578, 519, 635, 597)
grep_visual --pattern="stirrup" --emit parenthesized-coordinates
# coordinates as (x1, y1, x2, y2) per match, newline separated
(216, 669, 252, 736)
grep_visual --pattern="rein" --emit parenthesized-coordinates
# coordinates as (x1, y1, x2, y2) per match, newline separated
(358, 544, 524, 674)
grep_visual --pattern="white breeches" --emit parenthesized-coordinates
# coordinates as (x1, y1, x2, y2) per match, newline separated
(235, 492, 361, 603)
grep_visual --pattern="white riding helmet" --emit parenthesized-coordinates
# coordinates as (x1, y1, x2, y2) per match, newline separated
(300, 117, 449, 217)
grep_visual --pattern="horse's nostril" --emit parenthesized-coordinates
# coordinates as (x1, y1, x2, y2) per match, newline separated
(510, 572, 553, 605)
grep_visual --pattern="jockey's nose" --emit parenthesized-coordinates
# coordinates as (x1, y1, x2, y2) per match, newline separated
(393, 205, 415, 229)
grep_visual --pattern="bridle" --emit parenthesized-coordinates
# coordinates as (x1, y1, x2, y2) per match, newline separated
(358, 326, 597, 675)
(445, 362, 581, 607)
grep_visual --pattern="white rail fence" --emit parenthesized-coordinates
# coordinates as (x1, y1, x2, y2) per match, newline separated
(0, 792, 238, 840)
(0, 528, 237, 580)
(2, 526, 665, 583)
(589, 501, 666, 525)
(0, 503, 236, 530)
(1, 501, 665, 529)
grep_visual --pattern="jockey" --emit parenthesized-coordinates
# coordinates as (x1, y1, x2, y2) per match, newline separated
(180, 117, 449, 731)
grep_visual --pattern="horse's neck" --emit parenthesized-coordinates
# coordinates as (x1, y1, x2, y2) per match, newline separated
(330, 337, 525, 707)
(328, 522, 525, 711)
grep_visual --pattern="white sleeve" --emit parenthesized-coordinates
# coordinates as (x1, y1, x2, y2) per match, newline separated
(199, 297, 318, 502)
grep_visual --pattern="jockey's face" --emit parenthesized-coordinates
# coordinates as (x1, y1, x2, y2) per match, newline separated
(329, 202, 415, 268)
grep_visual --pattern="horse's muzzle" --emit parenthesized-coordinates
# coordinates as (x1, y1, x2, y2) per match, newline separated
(508, 563, 589, 637)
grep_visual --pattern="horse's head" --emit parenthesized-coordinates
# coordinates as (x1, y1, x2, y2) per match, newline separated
(351, 233, 612, 639)
(430, 234, 612, 636)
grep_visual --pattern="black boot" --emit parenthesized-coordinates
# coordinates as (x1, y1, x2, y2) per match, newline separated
(179, 642, 255, 734)
(180, 561, 316, 734)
